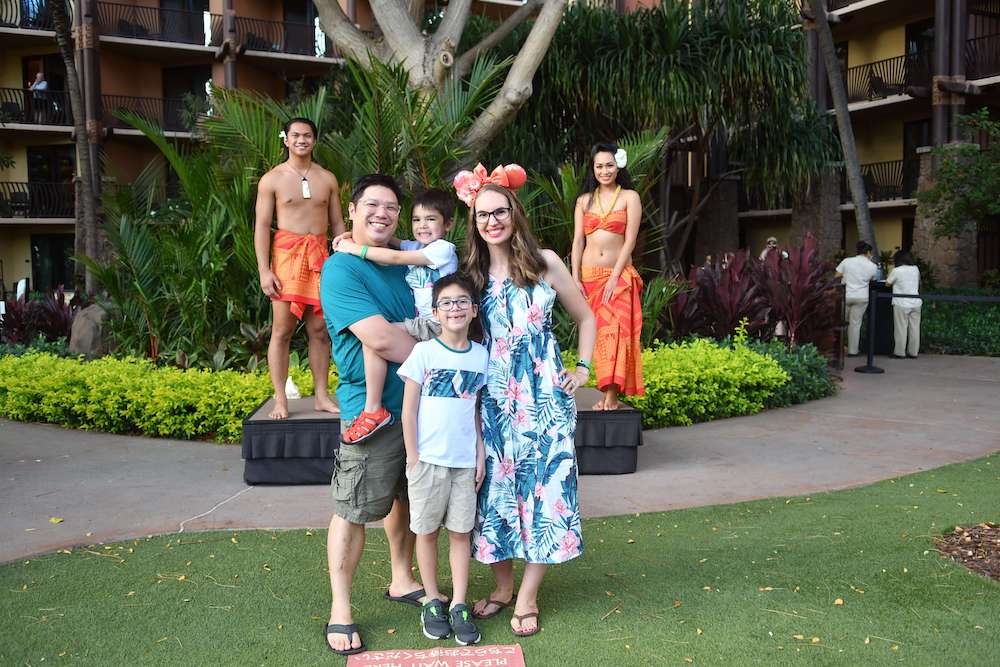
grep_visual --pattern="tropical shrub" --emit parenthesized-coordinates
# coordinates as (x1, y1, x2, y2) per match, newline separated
(0, 353, 335, 443)
(746, 340, 836, 408)
(0, 335, 69, 357)
(921, 289, 1000, 356)
(693, 251, 769, 340)
(0, 289, 88, 344)
(751, 233, 842, 351)
(628, 338, 788, 428)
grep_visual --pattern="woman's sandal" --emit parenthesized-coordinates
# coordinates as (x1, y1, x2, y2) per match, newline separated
(325, 623, 366, 656)
(472, 596, 516, 620)
(511, 611, 540, 637)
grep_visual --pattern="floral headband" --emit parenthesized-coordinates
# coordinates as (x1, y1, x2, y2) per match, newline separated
(453, 163, 527, 207)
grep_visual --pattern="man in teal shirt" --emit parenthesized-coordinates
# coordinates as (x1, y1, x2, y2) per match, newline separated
(320, 174, 423, 655)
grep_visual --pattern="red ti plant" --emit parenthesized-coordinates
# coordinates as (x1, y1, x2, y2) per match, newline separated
(694, 250, 770, 340)
(667, 270, 707, 340)
(751, 233, 841, 350)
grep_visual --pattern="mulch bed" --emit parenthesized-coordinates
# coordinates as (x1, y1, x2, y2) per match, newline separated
(935, 522, 1000, 582)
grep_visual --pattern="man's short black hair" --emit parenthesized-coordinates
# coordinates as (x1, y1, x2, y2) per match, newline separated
(283, 116, 317, 136)
(432, 272, 477, 306)
(856, 241, 873, 255)
(412, 188, 455, 223)
(351, 174, 404, 205)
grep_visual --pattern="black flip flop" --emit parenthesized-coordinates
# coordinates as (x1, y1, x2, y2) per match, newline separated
(383, 588, 426, 607)
(325, 623, 366, 656)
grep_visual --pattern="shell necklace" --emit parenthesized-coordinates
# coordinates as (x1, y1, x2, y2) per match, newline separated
(287, 163, 313, 199)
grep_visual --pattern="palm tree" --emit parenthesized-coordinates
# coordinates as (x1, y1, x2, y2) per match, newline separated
(489, 1, 840, 269)
(805, 0, 878, 256)
(50, 0, 100, 292)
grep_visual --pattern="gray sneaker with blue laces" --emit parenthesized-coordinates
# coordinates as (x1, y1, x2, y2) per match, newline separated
(449, 603, 482, 645)
(421, 599, 451, 640)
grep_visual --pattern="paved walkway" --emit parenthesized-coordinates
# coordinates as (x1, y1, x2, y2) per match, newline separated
(2, 354, 998, 563)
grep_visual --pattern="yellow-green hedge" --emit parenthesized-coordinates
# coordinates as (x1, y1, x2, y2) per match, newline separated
(1, 340, 787, 442)
(564, 338, 789, 428)
(0, 353, 331, 443)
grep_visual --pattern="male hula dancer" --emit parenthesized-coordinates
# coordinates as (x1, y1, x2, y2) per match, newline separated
(254, 117, 345, 419)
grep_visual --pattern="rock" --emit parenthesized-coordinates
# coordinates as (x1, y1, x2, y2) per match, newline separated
(69, 304, 109, 358)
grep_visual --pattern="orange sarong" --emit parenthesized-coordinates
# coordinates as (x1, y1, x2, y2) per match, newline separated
(582, 264, 644, 396)
(272, 229, 328, 320)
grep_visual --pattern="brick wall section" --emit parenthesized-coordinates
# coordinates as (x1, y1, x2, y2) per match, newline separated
(694, 178, 739, 262)
(911, 147, 979, 287)
(791, 167, 842, 260)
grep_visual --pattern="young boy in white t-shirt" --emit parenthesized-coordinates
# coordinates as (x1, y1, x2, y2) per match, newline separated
(334, 189, 459, 443)
(397, 273, 488, 645)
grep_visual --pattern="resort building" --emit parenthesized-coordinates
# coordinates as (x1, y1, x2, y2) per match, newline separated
(738, 0, 1000, 285)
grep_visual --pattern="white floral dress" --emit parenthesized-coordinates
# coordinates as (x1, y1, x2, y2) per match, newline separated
(472, 276, 583, 564)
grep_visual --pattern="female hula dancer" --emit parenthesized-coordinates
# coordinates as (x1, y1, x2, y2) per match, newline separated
(571, 142, 644, 411)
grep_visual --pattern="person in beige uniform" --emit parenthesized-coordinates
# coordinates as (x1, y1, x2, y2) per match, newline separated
(835, 241, 878, 356)
(886, 250, 921, 359)
(254, 117, 345, 419)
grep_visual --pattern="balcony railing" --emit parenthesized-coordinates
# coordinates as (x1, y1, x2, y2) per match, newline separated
(0, 0, 55, 30)
(966, 33, 1000, 80)
(841, 51, 932, 104)
(0, 182, 74, 218)
(840, 160, 919, 204)
(103, 94, 189, 132)
(235, 16, 338, 58)
(96, 1, 222, 46)
(0, 87, 73, 125)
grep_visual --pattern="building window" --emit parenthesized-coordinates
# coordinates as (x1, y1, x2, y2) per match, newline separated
(30, 234, 76, 292)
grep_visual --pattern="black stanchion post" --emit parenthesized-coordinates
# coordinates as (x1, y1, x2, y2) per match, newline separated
(855, 280, 884, 374)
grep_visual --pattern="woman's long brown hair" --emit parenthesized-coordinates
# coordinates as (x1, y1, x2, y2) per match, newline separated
(463, 183, 546, 295)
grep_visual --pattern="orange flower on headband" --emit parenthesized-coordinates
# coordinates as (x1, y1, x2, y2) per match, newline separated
(453, 163, 527, 207)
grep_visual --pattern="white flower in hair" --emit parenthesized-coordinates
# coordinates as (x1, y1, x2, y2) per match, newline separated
(279, 130, 287, 140)
(614, 148, 628, 169)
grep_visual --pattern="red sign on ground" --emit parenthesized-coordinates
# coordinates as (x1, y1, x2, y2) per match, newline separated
(347, 644, 526, 667)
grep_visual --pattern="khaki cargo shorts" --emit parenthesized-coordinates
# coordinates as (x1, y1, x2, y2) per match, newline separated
(331, 422, 407, 524)
(405, 460, 477, 535)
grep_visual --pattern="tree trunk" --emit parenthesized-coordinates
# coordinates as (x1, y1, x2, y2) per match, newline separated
(50, 0, 99, 293)
(313, 0, 558, 164)
(809, 2, 879, 257)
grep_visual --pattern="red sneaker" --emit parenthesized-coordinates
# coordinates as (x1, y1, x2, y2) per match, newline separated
(340, 406, 393, 444)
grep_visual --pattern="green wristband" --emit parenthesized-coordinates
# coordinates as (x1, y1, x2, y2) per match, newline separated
(360, 245, 369, 260)
(576, 359, 591, 372)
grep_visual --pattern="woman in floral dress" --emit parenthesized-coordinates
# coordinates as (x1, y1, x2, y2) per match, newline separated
(454, 165, 596, 637)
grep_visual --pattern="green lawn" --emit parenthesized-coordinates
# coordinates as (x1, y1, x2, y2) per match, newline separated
(3, 455, 998, 666)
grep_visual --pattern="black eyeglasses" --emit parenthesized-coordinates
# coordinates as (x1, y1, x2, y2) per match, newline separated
(434, 297, 475, 311)
(475, 207, 511, 224)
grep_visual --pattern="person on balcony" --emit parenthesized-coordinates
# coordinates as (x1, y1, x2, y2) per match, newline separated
(28, 72, 48, 123)
(571, 142, 644, 411)
(254, 117, 344, 419)
(835, 241, 878, 357)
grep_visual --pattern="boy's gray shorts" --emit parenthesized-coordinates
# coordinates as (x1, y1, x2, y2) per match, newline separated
(405, 461, 477, 535)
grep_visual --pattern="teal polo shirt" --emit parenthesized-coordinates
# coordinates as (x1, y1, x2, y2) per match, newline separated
(320, 252, 416, 424)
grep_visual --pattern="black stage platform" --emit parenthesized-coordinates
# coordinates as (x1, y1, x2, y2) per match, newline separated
(242, 388, 643, 484)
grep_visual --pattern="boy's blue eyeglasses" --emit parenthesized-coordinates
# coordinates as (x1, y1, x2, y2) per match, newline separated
(434, 297, 475, 311)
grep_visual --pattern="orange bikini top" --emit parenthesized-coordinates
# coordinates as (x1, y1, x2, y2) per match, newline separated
(583, 186, 628, 235)
(583, 209, 627, 235)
